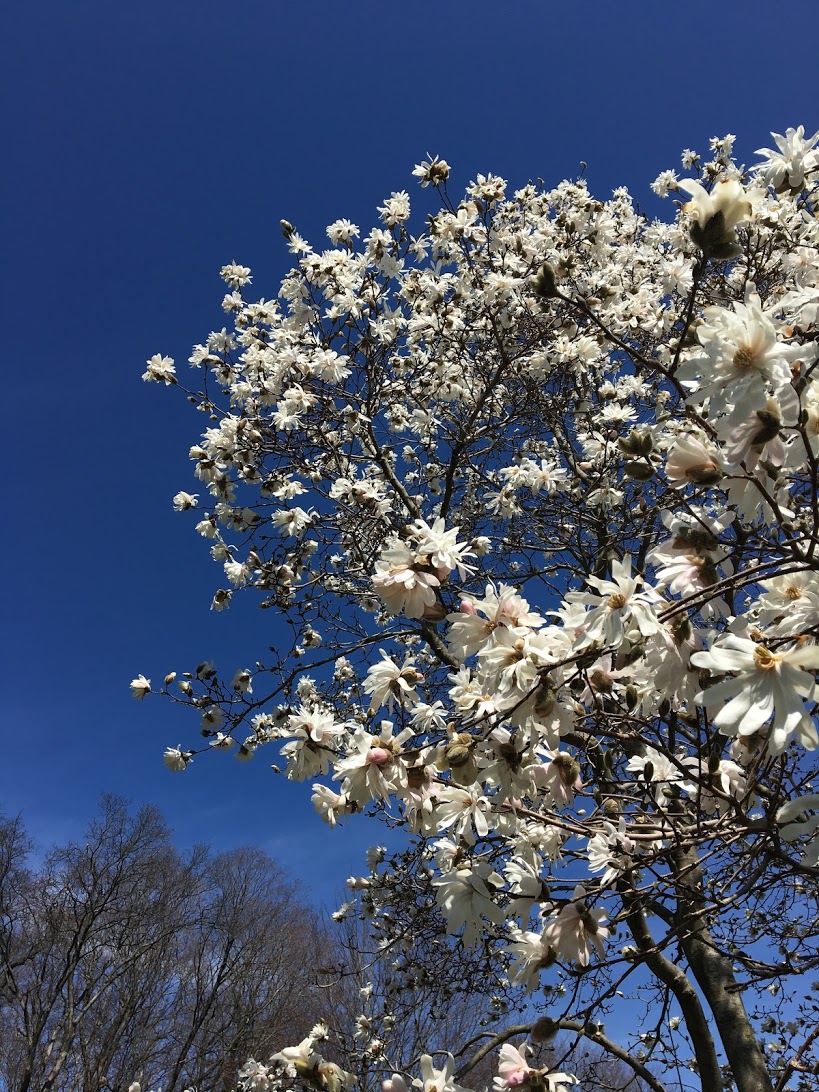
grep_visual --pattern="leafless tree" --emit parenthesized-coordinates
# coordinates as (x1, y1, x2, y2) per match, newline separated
(0, 796, 328, 1092)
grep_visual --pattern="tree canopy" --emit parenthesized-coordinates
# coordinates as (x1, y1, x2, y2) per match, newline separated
(137, 127, 819, 1092)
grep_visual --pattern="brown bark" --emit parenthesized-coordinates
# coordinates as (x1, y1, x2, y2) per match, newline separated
(673, 841, 774, 1092)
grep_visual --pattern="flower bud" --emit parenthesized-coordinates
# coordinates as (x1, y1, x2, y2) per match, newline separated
(552, 751, 581, 786)
(367, 747, 392, 766)
(618, 429, 654, 457)
(531, 1015, 561, 1042)
(532, 262, 559, 298)
(685, 465, 724, 486)
(623, 460, 655, 481)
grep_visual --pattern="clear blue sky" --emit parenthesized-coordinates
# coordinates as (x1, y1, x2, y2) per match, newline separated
(4, 0, 818, 905)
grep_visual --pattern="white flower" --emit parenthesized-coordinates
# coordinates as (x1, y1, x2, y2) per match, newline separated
(755, 126, 819, 191)
(414, 1054, 469, 1092)
(238, 1060, 273, 1090)
(776, 793, 819, 866)
(758, 572, 819, 633)
(142, 353, 176, 383)
(334, 722, 410, 803)
(209, 731, 236, 750)
(130, 674, 151, 700)
(163, 746, 191, 772)
(378, 191, 411, 226)
(232, 668, 253, 694)
(692, 636, 819, 753)
(312, 784, 351, 827)
(529, 750, 582, 808)
(585, 485, 624, 509)
(506, 929, 555, 991)
(494, 1043, 534, 1090)
(587, 819, 636, 885)
(410, 517, 475, 577)
(447, 584, 545, 661)
(568, 556, 663, 649)
(280, 707, 347, 780)
(678, 178, 752, 255)
(383, 1075, 409, 1092)
(220, 261, 252, 288)
(665, 433, 723, 487)
(627, 745, 689, 803)
(723, 401, 787, 470)
(172, 491, 199, 511)
(363, 652, 423, 712)
(327, 218, 360, 245)
(678, 286, 807, 423)
(493, 1043, 577, 1092)
(412, 156, 451, 187)
(372, 539, 441, 618)
(651, 169, 679, 197)
(431, 861, 505, 946)
(435, 784, 493, 844)
(541, 885, 610, 967)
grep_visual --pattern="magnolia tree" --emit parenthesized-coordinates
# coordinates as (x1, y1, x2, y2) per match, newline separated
(136, 127, 819, 1092)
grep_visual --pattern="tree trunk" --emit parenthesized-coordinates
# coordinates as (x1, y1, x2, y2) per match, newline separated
(673, 841, 773, 1092)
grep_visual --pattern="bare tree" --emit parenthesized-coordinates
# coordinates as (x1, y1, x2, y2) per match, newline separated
(0, 797, 328, 1092)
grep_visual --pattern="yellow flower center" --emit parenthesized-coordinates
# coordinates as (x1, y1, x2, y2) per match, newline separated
(753, 645, 778, 671)
(733, 346, 757, 370)
(608, 593, 627, 609)
(786, 587, 802, 600)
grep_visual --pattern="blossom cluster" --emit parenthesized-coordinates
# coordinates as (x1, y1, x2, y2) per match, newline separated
(139, 127, 819, 1091)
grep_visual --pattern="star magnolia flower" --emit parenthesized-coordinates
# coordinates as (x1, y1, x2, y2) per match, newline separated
(372, 539, 441, 618)
(692, 636, 819, 753)
(142, 353, 176, 383)
(755, 126, 819, 191)
(678, 178, 752, 256)
(757, 572, 819, 634)
(334, 722, 411, 803)
(447, 584, 546, 661)
(172, 490, 199, 510)
(130, 675, 151, 700)
(678, 286, 807, 424)
(163, 746, 191, 772)
(542, 885, 610, 967)
(506, 928, 557, 991)
(435, 784, 493, 845)
(311, 784, 351, 827)
(271, 1022, 329, 1072)
(587, 819, 637, 885)
(431, 861, 506, 946)
(723, 399, 789, 470)
(363, 652, 423, 712)
(493, 1044, 578, 1092)
(495, 1043, 534, 1090)
(568, 556, 663, 650)
(383, 1077, 409, 1092)
(665, 433, 723, 487)
(414, 1054, 470, 1092)
(777, 793, 819, 866)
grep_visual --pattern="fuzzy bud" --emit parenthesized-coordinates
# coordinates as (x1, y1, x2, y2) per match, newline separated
(531, 1015, 561, 1042)
(532, 262, 559, 299)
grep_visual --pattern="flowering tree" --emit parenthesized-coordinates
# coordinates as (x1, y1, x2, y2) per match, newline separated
(137, 127, 819, 1092)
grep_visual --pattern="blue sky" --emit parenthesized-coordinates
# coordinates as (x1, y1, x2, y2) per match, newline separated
(4, 0, 819, 906)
